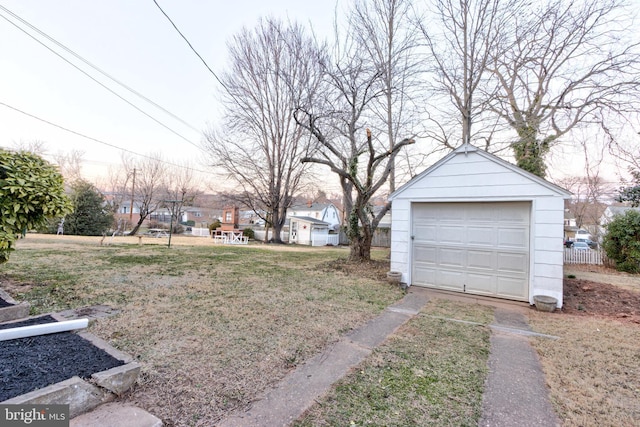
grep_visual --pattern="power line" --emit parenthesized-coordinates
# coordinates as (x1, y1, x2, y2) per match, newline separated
(151, 0, 229, 92)
(0, 5, 204, 152)
(151, 0, 249, 111)
(0, 101, 215, 175)
(0, 4, 202, 134)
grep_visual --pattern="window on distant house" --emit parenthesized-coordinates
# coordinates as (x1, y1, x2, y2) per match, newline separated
(225, 212, 232, 222)
(123, 206, 128, 214)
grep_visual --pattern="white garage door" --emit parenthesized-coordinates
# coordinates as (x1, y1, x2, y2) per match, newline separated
(411, 202, 530, 301)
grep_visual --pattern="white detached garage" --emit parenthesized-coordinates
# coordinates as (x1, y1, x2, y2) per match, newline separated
(389, 144, 571, 307)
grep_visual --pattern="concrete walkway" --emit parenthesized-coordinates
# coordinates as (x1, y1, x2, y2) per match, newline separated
(479, 308, 561, 427)
(70, 290, 560, 427)
(217, 288, 431, 427)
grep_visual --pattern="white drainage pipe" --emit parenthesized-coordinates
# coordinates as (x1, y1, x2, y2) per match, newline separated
(0, 318, 89, 342)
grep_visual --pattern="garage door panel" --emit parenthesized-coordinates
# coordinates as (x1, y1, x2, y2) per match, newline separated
(467, 250, 494, 270)
(498, 228, 528, 248)
(466, 273, 497, 294)
(438, 226, 464, 244)
(496, 276, 528, 299)
(467, 227, 496, 246)
(412, 202, 530, 302)
(439, 206, 465, 222)
(497, 203, 530, 222)
(466, 206, 495, 222)
(437, 269, 465, 290)
(439, 248, 465, 267)
(497, 252, 528, 273)
(413, 245, 437, 264)
(413, 266, 437, 286)
(414, 224, 437, 243)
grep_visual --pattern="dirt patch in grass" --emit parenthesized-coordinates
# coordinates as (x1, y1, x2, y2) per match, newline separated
(560, 277, 640, 324)
(564, 264, 640, 293)
(561, 264, 640, 324)
(318, 258, 391, 282)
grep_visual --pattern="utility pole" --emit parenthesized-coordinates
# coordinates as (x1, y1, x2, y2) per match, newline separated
(129, 168, 136, 223)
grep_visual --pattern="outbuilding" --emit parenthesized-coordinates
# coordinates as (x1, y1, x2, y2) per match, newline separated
(289, 216, 337, 246)
(389, 144, 571, 307)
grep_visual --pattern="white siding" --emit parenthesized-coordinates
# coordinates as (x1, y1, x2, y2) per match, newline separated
(390, 148, 569, 307)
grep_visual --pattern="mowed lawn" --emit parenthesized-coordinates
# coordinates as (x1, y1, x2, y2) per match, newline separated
(1, 234, 638, 426)
(2, 235, 406, 425)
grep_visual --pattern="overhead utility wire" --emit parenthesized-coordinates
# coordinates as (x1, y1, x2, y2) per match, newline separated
(151, 0, 228, 90)
(0, 101, 214, 175)
(0, 5, 203, 152)
(0, 4, 200, 134)
(151, 0, 246, 108)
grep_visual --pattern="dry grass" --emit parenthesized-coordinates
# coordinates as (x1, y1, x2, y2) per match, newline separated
(294, 300, 495, 427)
(529, 312, 640, 426)
(4, 235, 639, 425)
(529, 266, 640, 426)
(1, 235, 402, 426)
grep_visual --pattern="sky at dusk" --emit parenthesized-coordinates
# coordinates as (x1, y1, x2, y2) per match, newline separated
(0, 0, 336, 186)
(0, 0, 634, 194)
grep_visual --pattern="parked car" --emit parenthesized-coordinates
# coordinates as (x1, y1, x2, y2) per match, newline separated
(564, 239, 574, 248)
(572, 241, 590, 251)
(575, 238, 598, 249)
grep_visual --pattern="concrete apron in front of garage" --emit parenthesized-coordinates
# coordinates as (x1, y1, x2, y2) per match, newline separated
(1, 311, 142, 421)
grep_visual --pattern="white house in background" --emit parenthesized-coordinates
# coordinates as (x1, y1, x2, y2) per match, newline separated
(287, 202, 341, 231)
(388, 143, 571, 308)
(289, 216, 338, 246)
(599, 205, 640, 235)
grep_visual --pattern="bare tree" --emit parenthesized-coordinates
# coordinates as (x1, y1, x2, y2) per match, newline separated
(350, 0, 423, 192)
(126, 154, 166, 236)
(294, 28, 415, 261)
(53, 149, 84, 184)
(204, 18, 323, 243)
(489, 0, 640, 177)
(418, 0, 517, 151)
(161, 162, 201, 229)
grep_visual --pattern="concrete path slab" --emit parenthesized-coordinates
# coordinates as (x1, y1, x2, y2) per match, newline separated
(70, 403, 162, 427)
(479, 309, 560, 427)
(217, 288, 430, 427)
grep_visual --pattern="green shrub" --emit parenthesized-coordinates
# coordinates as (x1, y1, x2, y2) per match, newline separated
(208, 220, 221, 232)
(243, 227, 255, 240)
(603, 210, 640, 273)
(0, 149, 71, 262)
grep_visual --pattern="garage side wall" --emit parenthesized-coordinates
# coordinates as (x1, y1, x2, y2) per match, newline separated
(530, 198, 565, 306)
(390, 150, 566, 307)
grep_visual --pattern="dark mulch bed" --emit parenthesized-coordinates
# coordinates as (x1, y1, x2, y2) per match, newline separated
(561, 278, 640, 324)
(0, 315, 125, 401)
(0, 297, 13, 308)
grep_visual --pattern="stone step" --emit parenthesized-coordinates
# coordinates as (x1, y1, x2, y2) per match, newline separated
(70, 403, 162, 427)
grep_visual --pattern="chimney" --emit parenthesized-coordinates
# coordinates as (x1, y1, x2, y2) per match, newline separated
(307, 199, 312, 208)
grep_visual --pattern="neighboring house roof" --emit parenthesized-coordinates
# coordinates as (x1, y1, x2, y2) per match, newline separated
(389, 143, 572, 200)
(606, 205, 640, 216)
(289, 216, 331, 226)
(289, 202, 333, 212)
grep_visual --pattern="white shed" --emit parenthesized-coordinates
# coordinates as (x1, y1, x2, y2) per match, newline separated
(389, 144, 571, 307)
(289, 216, 335, 246)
